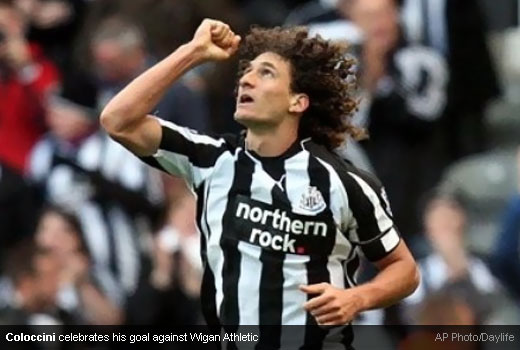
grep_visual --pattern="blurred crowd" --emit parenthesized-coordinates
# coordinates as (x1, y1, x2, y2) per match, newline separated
(0, 0, 519, 337)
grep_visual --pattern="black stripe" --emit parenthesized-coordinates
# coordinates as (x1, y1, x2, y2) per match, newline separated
(305, 143, 384, 245)
(351, 167, 393, 219)
(220, 150, 255, 329)
(346, 253, 360, 286)
(160, 125, 226, 168)
(361, 229, 401, 262)
(255, 184, 286, 350)
(341, 178, 380, 242)
(196, 184, 220, 328)
(138, 156, 164, 172)
(302, 154, 332, 349)
(201, 266, 221, 330)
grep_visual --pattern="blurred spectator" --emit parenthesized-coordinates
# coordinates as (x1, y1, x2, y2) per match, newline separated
(289, 0, 500, 161)
(34, 205, 122, 325)
(489, 149, 520, 301)
(0, 241, 68, 325)
(0, 161, 38, 273)
(89, 15, 210, 132)
(127, 191, 202, 326)
(416, 286, 478, 326)
(401, 0, 501, 158)
(490, 194, 520, 301)
(285, 0, 338, 25)
(0, 0, 60, 174)
(304, 0, 448, 237)
(27, 71, 164, 310)
(399, 288, 480, 350)
(356, 0, 448, 238)
(402, 194, 501, 324)
(18, 0, 89, 71)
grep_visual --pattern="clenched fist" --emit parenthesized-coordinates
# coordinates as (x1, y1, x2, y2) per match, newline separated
(190, 19, 241, 62)
(301, 283, 365, 326)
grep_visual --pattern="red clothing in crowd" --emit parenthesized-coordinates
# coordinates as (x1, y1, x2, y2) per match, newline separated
(0, 44, 60, 173)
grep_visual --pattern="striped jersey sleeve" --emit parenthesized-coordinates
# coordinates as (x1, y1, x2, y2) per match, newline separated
(342, 168, 401, 262)
(141, 118, 233, 188)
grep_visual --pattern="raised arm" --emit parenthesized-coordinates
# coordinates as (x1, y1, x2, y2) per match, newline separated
(100, 19, 241, 156)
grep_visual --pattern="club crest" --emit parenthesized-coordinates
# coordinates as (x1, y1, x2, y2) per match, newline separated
(299, 186, 326, 213)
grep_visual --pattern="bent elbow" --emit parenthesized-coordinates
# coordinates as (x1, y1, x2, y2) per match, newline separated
(100, 110, 119, 136)
(409, 263, 421, 295)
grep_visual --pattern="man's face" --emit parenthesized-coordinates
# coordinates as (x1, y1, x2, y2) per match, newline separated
(424, 198, 466, 252)
(46, 100, 93, 142)
(36, 212, 82, 257)
(92, 40, 143, 84)
(346, 0, 399, 52)
(234, 52, 297, 128)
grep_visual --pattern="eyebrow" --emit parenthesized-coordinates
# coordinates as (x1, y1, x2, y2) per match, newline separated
(259, 62, 277, 71)
(246, 61, 278, 72)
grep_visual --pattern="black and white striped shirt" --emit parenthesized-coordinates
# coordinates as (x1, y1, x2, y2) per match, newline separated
(142, 118, 401, 349)
(29, 133, 163, 306)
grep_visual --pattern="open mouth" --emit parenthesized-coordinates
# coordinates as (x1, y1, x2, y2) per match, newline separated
(238, 94, 254, 104)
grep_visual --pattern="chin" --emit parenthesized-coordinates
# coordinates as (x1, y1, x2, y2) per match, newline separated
(234, 111, 258, 125)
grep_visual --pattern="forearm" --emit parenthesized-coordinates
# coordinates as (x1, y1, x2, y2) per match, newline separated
(355, 258, 419, 312)
(101, 42, 205, 134)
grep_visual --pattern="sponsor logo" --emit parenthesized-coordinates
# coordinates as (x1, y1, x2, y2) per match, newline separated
(249, 228, 296, 253)
(232, 196, 334, 255)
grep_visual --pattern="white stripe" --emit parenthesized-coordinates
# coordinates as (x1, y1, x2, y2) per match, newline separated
(155, 150, 195, 184)
(155, 148, 219, 188)
(347, 172, 393, 236)
(236, 242, 262, 325)
(237, 161, 268, 325)
(204, 151, 237, 316)
(284, 152, 311, 213)
(78, 204, 111, 267)
(380, 227, 400, 253)
(280, 254, 310, 326)
(307, 158, 351, 290)
(158, 118, 226, 147)
(28, 139, 54, 182)
(343, 249, 358, 288)
(197, 179, 211, 241)
(110, 207, 140, 293)
(313, 157, 352, 233)
(280, 151, 310, 342)
(279, 254, 309, 348)
(283, 152, 312, 320)
(327, 247, 347, 289)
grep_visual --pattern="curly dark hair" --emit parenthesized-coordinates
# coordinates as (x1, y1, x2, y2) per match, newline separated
(238, 26, 364, 150)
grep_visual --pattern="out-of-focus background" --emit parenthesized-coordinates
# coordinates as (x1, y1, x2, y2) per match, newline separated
(0, 0, 519, 341)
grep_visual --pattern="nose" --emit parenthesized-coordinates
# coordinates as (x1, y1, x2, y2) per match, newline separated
(239, 69, 256, 89)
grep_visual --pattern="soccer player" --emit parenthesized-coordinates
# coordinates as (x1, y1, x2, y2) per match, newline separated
(101, 19, 419, 349)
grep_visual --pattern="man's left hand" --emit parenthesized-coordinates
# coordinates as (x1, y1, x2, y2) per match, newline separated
(300, 283, 365, 326)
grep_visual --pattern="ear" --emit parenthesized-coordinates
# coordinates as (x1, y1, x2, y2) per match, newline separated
(289, 93, 309, 114)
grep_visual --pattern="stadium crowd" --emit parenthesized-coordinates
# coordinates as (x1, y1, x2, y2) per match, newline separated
(0, 0, 519, 344)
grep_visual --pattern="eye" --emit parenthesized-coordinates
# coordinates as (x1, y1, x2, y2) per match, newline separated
(260, 68, 274, 77)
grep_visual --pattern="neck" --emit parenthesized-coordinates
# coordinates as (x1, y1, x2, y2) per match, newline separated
(245, 122, 299, 157)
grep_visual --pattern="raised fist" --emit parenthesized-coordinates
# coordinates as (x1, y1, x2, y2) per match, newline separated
(191, 19, 241, 61)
